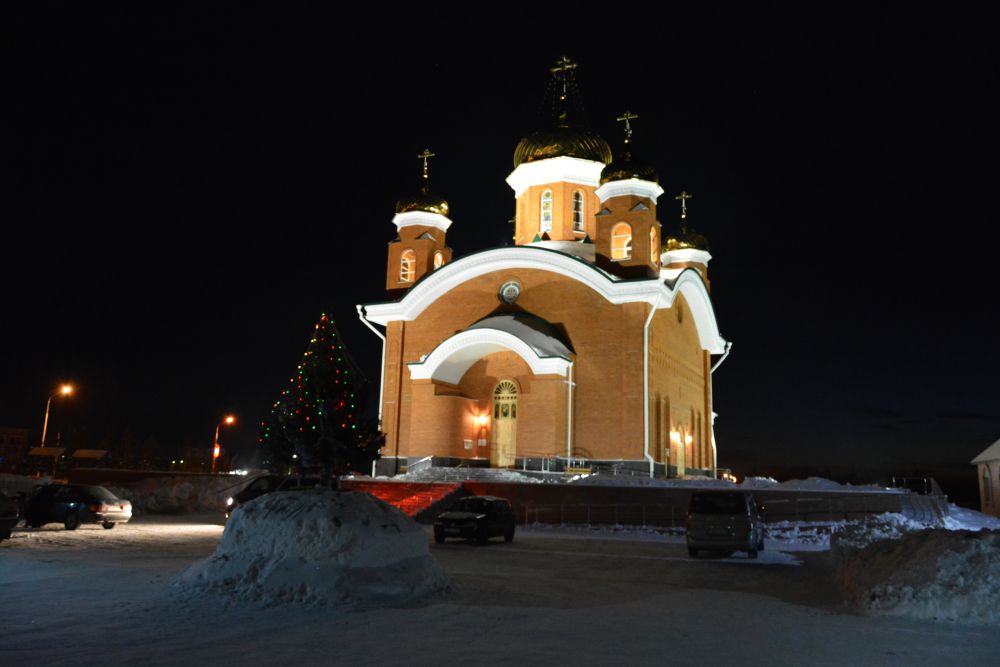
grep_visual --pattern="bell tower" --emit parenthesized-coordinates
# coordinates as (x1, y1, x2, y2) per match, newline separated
(386, 149, 453, 295)
(594, 112, 664, 279)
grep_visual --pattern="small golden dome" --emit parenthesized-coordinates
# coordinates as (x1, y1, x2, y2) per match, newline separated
(395, 187, 450, 217)
(664, 227, 709, 251)
(513, 125, 612, 168)
(599, 152, 658, 184)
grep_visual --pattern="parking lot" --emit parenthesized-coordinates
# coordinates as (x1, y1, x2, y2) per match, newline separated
(3, 513, 998, 666)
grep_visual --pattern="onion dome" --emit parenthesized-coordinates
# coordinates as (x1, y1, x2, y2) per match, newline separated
(395, 187, 450, 217)
(513, 126, 612, 168)
(599, 153, 658, 184)
(664, 226, 709, 251)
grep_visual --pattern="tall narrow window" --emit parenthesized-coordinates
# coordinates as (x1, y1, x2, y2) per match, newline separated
(433, 251, 444, 270)
(399, 249, 415, 283)
(649, 226, 658, 264)
(572, 190, 584, 232)
(540, 190, 553, 232)
(611, 222, 632, 260)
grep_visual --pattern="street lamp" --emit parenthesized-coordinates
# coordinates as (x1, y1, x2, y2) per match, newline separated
(40, 383, 74, 447)
(212, 414, 236, 473)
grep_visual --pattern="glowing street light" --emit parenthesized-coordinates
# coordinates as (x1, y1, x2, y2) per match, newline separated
(212, 414, 236, 473)
(40, 383, 74, 448)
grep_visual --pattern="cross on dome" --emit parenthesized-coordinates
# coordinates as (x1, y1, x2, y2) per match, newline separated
(616, 111, 638, 145)
(675, 191, 694, 220)
(417, 148, 435, 184)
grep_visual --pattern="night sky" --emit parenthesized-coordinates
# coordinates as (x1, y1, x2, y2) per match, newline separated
(6, 5, 998, 498)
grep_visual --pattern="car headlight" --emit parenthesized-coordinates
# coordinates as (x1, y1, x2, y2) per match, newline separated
(226, 497, 234, 507)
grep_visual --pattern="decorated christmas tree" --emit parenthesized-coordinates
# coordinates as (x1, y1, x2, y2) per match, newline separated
(259, 313, 382, 478)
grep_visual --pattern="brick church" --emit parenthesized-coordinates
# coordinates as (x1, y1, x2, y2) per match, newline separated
(359, 58, 729, 478)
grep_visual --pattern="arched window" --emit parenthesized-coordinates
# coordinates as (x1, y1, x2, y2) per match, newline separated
(611, 222, 632, 260)
(572, 190, 584, 232)
(540, 190, 553, 232)
(433, 251, 444, 270)
(649, 226, 658, 264)
(399, 249, 415, 283)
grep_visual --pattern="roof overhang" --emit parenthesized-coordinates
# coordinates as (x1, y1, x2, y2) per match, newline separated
(392, 210, 453, 232)
(408, 328, 572, 384)
(595, 178, 664, 204)
(505, 156, 605, 198)
(360, 247, 727, 353)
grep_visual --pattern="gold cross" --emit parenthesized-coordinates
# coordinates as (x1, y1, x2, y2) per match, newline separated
(616, 111, 638, 144)
(675, 191, 694, 219)
(417, 148, 435, 181)
(551, 55, 577, 102)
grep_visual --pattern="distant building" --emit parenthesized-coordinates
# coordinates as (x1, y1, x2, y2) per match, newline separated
(972, 439, 1000, 517)
(0, 427, 31, 471)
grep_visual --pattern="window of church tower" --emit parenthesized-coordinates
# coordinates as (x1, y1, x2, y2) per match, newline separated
(433, 251, 444, 270)
(572, 191, 584, 232)
(611, 222, 632, 260)
(399, 249, 416, 283)
(541, 190, 553, 232)
(649, 226, 658, 264)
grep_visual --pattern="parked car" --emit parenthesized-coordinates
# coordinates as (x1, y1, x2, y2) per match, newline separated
(685, 490, 765, 559)
(0, 492, 19, 540)
(24, 484, 132, 530)
(434, 495, 515, 544)
(225, 475, 325, 518)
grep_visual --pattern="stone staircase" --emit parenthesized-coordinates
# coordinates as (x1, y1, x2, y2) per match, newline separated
(343, 480, 463, 521)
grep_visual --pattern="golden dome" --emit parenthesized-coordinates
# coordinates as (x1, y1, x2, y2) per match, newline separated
(395, 187, 450, 217)
(599, 152, 658, 184)
(664, 226, 709, 251)
(513, 125, 612, 168)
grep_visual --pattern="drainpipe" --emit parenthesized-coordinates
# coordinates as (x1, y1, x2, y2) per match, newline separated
(565, 360, 575, 464)
(355, 305, 386, 429)
(643, 295, 662, 478)
(708, 341, 731, 478)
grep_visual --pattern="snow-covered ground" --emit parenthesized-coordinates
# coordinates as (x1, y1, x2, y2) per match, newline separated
(4, 500, 1000, 666)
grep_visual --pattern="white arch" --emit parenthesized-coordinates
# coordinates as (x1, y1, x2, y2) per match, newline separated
(408, 328, 571, 385)
(361, 246, 726, 353)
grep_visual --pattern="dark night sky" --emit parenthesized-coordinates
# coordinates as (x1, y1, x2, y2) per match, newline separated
(6, 4, 999, 494)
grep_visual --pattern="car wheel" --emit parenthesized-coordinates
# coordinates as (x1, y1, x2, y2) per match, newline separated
(747, 548, 758, 559)
(434, 530, 445, 544)
(64, 512, 80, 531)
(688, 546, 699, 558)
(504, 526, 515, 543)
(476, 526, 489, 545)
(102, 522, 115, 530)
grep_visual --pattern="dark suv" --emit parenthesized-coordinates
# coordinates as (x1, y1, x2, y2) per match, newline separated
(685, 490, 765, 558)
(434, 496, 515, 544)
(225, 475, 324, 518)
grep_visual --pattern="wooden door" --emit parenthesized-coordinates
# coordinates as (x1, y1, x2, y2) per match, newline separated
(490, 381, 518, 467)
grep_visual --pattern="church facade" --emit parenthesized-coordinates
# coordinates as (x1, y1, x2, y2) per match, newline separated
(359, 60, 729, 478)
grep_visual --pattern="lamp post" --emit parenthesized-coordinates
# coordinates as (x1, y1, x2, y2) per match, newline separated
(212, 415, 235, 474)
(40, 383, 74, 447)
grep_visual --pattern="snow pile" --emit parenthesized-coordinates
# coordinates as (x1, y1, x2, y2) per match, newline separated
(831, 513, 928, 551)
(837, 529, 1000, 625)
(570, 475, 733, 488)
(176, 489, 447, 607)
(740, 476, 779, 488)
(391, 467, 542, 484)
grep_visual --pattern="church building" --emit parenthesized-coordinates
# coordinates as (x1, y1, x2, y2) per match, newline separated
(358, 58, 730, 478)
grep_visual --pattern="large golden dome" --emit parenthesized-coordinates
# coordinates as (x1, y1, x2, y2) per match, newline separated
(665, 226, 709, 251)
(513, 125, 612, 168)
(395, 187, 450, 217)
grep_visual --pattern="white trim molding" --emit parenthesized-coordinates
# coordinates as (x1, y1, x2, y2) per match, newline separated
(595, 178, 664, 204)
(360, 247, 727, 353)
(661, 248, 712, 266)
(505, 157, 605, 198)
(392, 210, 453, 233)
(407, 328, 572, 384)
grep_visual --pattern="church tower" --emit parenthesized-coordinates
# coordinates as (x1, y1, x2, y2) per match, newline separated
(506, 56, 612, 245)
(385, 149, 453, 295)
(662, 191, 712, 289)
(594, 112, 664, 279)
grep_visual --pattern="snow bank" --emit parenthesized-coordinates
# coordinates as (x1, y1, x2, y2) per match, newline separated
(570, 475, 734, 488)
(176, 489, 447, 607)
(837, 529, 1000, 625)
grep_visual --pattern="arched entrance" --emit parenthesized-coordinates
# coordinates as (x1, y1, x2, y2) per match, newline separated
(490, 380, 518, 467)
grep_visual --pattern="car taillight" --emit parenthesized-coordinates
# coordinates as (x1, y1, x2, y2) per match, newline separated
(88, 504, 100, 512)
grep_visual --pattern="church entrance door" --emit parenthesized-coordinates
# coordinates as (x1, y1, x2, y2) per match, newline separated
(490, 381, 517, 467)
